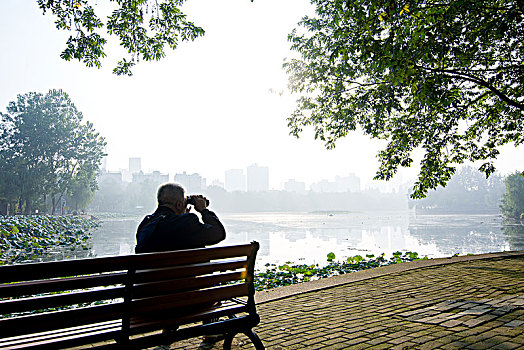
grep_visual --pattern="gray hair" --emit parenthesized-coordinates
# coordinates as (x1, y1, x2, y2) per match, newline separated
(157, 183, 185, 206)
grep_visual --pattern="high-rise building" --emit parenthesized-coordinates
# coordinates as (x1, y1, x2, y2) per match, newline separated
(174, 172, 206, 193)
(129, 157, 141, 174)
(225, 169, 245, 192)
(247, 164, 269, 192)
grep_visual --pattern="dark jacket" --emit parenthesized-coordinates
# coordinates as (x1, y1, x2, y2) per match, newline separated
(135, 205, 226, 253)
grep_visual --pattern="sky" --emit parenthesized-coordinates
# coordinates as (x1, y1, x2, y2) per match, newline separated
(1, 0, 522, 191)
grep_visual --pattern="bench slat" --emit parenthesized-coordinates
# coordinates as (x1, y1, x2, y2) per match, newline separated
(132, 271, 245, 299)
(133, 259, 247, 283)
(130, 245, 254, 270)
(0, 320, 121, 349)
(0, 258, 131, 283)
(131, 283, 249, 314)
(0, 273, 127, 299)
(0, 303, 123, 338)
(0, 286, 124, 315)
(0, 244, 253, 283)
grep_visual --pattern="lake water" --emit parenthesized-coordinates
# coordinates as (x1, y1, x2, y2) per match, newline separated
(90, 211, 524, 269)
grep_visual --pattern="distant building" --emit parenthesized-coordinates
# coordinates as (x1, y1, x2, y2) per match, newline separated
(209, 179, 225, 189)
(284, 179, 306, 194)
(101, 156, 107, 172)
(174, 172, 206, 193)
(335, 173, 361, 192)
(225, 169, 245, 192)
(99, 170, 123, 184)
(132, 170, 169, 186)
(310, 179, 337, 193)
(366, 174, 403, 193)
(129, 157, 141, 174)
(310, 174, 361, 193)
(247, 164, 269, 192)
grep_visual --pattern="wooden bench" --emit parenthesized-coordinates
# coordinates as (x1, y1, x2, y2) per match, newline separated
(0, 242, 264, 349)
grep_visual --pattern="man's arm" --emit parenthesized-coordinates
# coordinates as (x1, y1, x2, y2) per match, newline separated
(199, 209, 226, 244)
(173, 210, 225, 248)
(179, 195, 226, 248)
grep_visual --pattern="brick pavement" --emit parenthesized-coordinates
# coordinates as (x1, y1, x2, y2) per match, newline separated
(168, 253, 524, 350)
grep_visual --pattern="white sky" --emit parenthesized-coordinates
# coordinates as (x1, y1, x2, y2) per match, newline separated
(1, 0, 522, 190)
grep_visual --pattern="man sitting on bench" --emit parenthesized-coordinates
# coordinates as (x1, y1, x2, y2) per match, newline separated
(135, 183, 228, 346)
(135, 182, 226, 253)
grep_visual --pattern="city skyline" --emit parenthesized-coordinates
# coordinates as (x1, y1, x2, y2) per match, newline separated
(101, 156, 410, 193)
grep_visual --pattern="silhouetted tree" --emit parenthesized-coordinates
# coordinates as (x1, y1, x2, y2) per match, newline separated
(0, 90, 106, 214)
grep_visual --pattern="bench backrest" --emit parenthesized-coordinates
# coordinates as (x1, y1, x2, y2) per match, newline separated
(0, 242, 259, 348)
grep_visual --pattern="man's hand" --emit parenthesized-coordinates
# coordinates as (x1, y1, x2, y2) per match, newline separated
(193, 195, 209, 213)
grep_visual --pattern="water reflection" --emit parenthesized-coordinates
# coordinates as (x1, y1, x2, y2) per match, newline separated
(501, 223, 524, 251)
(91, 218, 139, 257)
(89, 212, 520, 269)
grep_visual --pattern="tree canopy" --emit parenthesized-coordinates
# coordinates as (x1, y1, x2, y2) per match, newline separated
(0, 89, 106, 214)
(38, 0, 207, 75)
(285, 0, 524, 198)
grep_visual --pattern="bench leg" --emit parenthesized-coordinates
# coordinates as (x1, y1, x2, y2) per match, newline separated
(244, 329, 265, 350)
(222, 332, 236, 350)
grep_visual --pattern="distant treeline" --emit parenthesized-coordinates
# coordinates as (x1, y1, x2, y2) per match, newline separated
(203, 187, 408, 213)
(409, 166, 505, 214)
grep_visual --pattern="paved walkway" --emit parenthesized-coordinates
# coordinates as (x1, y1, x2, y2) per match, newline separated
(170, 252, 524, 349)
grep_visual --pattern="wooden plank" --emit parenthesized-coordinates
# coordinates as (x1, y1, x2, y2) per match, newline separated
(0, 244, 254, 283)
(0, 320, 120, 349)
(132, 271, 245, 299)
(0, 272, 126, 299)
(130, 284, 249, 314)
(0, 303, 123, 338)
(133, 259, 246, 283)
(130, 244, 255, 270)
(0, 286, 124, 315)
(0, 258, 131, 283)
(2, 326, 121, 350)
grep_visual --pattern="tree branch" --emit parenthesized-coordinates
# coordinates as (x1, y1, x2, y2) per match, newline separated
(416, 65, 524, 111)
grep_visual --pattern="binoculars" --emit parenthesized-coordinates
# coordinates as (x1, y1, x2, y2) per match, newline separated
(186, 196, 210, 206)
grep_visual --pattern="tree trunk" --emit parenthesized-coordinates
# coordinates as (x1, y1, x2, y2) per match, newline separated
(43, 193, 48, 214)
(24, 198, 32, 215)
(0, 201, 8, 215)
(51, 196, 57, 215)
(17, 197, 23, 215)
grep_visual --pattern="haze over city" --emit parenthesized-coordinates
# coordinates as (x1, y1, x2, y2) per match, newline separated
(1, 0, 522, 192)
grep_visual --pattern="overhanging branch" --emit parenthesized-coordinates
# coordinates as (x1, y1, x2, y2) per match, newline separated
(416, 65, 524, 111)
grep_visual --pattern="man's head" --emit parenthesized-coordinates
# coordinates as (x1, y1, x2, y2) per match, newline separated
(157, 183, 186, 214)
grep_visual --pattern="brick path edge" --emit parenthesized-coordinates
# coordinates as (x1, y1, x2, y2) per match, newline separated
(254, 251, 524, 304)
